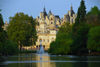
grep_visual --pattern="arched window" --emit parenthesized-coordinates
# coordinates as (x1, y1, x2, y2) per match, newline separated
(37, 22, 39, 26)
(51, 38, 54, 41)
(51, 18, 53, 20)
(43, 39, 45, 42)
(39, 39, 42, 42)
(48, 39, 49, 42)
(51, 22, 53, 24)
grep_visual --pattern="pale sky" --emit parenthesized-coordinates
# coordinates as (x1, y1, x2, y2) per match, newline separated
(0, 0, 100, 23)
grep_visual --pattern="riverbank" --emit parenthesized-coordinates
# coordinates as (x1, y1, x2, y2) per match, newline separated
(19, 50, 37, 53)
(49, 52, 100, 56)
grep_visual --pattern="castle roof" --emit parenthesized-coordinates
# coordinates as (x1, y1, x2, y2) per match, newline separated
(43, 6, 47, 18)
(47, 10, 52, 18)
(55, 15, 60, 19)
(69, 5, 75, 17)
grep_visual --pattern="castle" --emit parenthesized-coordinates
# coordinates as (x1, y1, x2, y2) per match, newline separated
(35, 5, 77, 49)
(3, 5, 77, 50)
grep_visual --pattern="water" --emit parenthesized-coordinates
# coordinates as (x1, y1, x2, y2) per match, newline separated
(0, 53, 100, 67)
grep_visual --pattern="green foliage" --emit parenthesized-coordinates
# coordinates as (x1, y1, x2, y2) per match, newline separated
(49, 1, 100, 55)
(71, 0, 89, 54)
(0, 13, 5, 56)
(75, 0, 86, 24)
(71, 23, 89, 54)
(75, 8, 80, 25)
(87, 6, 100, 16)
(0, 42, 3, 53)
(87, 26, 100, 52)
(0, 14, 5, 43)
(0, 13, 18, 55)
(97, 12, 100, 20)
(0, 14, 4, 28)
(86, 6, 100, 26)
(48, 22, 73, 54)
(48, 41, 56, 54)
(7, 13, 37, 47)
(80, 0, 86, 23)
(3, 39, 18, 55)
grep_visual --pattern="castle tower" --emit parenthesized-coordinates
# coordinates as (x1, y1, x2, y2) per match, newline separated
(43, 6, 45, 12)
(40, 12, 43, 19)
(43, 6, 47, 18)
(68, 4, 75, 17)
(71, 3, 73, 10)
(48, 10, 52, 18)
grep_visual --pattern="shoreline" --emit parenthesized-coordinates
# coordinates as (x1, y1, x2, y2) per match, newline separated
(48, 52, 100, 56)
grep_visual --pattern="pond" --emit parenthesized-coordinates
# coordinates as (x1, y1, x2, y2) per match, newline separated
(0, 53, 100, 67)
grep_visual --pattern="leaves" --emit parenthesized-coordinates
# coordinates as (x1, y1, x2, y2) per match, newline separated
(48, 22, 73, 54)
(87, 26, 100, 51)
(7, 12, 37, 47)
(87, 6, 100, 16)
(0, 13, 18, 55)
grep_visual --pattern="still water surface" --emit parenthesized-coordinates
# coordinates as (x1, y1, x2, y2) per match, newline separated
(0, 53, 100, 67)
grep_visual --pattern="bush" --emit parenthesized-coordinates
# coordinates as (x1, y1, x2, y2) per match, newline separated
(3, 39, 18, 55)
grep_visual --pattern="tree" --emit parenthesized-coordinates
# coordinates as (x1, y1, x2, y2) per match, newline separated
(75, 0, 86, 24)
(0, 13, 4, 54)
(0, 13, 18, 55)
(72, 0, 86, 39)
(87, 26, 100, 52)
(87, 6, 100, 16)
(75, 8, 80, 25)
(86, 6, 100, 26)
(7, 13, 37, 49)
(80, 0, 86, 23)
(48, 22, 73, 54)
(71, 23, 89, 54)
(3, 39, 18, 55)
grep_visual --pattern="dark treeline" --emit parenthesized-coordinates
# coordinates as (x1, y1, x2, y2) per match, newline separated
(48, 0, 100, 55)
(0, 13, 18, 56)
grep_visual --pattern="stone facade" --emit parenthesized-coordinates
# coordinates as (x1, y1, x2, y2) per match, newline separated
(36, 7, 60, 49)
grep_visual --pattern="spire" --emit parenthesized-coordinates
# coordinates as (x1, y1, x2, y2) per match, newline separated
(43, 5, 47, 18)
(44, 5, 45, 12)
(71, 3, 73, 10)
(49, 9, 51, 13)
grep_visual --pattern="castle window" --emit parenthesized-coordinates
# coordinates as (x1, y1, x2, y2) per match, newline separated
(43, 39, 45, 42)
(51, 38, 54, 41)
(39, 39, 42, 42)
(51, 18, 53, 20)
(51, 22, 53, 24)
(48, 39, 49, 42)
(37, 22, 39, 26)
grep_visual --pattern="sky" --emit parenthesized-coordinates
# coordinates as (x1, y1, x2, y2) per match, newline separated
(0, 0, 100, 23)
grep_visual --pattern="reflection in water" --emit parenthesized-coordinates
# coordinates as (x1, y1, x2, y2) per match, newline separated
(0, 53, 100, 67)
(36, 53, 56, 67)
